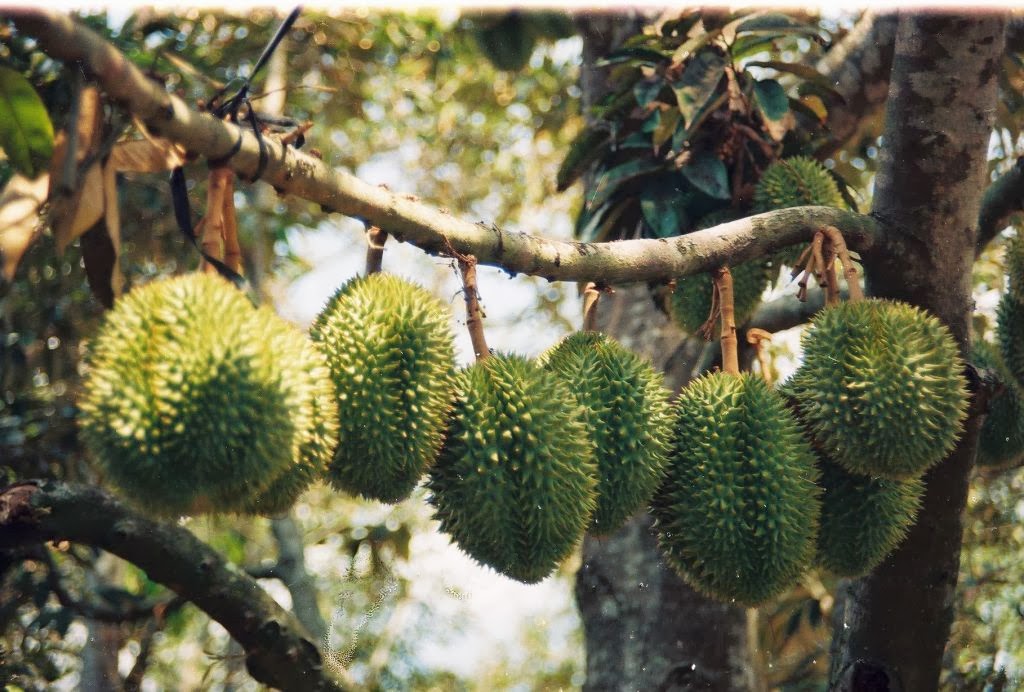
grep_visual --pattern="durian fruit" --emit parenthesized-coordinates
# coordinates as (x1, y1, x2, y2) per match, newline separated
(754, 156, 844, 268)
(669, 209, 773, 334)
(815, 457, 924, 577)
(312, 273, 456, 504)
(234, 321, 339, 516)
(997, 292, 1024, 387)
(787, 299, 969, 479)
(79, 273, 335, 516)
(651, 371, 821, 606)
(427, 353, 598, 583)
(974, 340, 1024, 469)
(540, 331, 673, 534)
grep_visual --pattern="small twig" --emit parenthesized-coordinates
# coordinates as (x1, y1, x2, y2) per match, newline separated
(821, 225, 864, 301)
(698, 275, 722, 341)
(582, 282, 601, 332)
(365, 226, 388, 275)
(789, 243, 814, 282)
(821, 230, 841, 306)
(715, 267, 740, 375)
(458, 255, 490, 361)
(810, 230, 827, 290)
(58, 67, 84, 194)
(279, 120, 313, 147)
(221, 173, 242, 274)
(746, 328, 774, 385)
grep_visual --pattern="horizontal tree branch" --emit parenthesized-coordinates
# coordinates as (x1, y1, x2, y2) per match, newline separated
(977, 156, 1024, 253)
(8, 9, 889, 285)
(0, 480, 347, 692)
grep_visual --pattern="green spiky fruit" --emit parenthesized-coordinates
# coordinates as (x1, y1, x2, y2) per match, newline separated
(974, 340, 1024, 469)
(428, 354, 598, 583)
(815, 457, 924, 577)
(80, 273, 336, 516)
(312, 273, 456, 504)
(997, 291, 1024, 387)
(1005, 234, 1024, 301)
(754, 156, 844, 268)
(234, 322, 339, 516)
(669, 209, 773, 334)
(540, 331, 673, 534)
(651, 372, 821, 606)
(788, 299, 969, 479)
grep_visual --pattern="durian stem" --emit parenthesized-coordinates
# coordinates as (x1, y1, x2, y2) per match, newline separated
(582, 282, 601, 332)
(715, 267, 740, 375)
(364, 226, 388, 275)
(822, 225, 864, 302)
(698, 277, 722, 341)
(200, 167, 231, 271)
(459, 255, 490, 361)
(822, 231, 840, 307)
(746, 328, 774, 385)
(221, 172, 243, 274)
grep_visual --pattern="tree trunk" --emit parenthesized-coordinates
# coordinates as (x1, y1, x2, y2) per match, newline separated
(829, 14, 1005, 691)
(573, 13, 753, 690)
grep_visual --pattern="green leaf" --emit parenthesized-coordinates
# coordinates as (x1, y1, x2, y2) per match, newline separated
(640, 176, 690, 237)
(681, 151, 730, 200)
(746, 60, 827, 84)
(0, 67, 54, 178)
(752, 79, 789, 122)
(596, 46, 670, 67)
(587, 159, 663, 209)
(556, 127, 612, 191)
(633, 78, 663, 108)
(733, 13, 822, 38)
(672, 49, 727, 126)
(653, 108, 681, 149)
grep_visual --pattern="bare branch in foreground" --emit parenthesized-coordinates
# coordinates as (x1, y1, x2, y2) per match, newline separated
(8, 9, 887, 285)
(977, 156, 1024, 254)
(0, 480, 348, 692)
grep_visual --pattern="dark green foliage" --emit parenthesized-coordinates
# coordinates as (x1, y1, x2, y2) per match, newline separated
(312, 273, 456, 504)
(80, 273, 336, 516)
(651, 372, 821, 606)
(540, 331, 673, 534)
(668, 209, 773, 333)
(974, 340, 1024, 469)
(428, 354, 597, 583)
(788, 299, 969, 479)
(997, 239, 1024, 384)
(815, 457, 924, 577)
(754, 156, 844, 267)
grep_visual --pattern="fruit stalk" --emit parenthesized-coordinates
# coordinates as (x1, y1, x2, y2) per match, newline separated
(459, 255, 490, 361)
(582, 282, 601, 332)
(822, 225, 863, 302)
(715, 267, 739, 375)
(364, 225, 388, 275)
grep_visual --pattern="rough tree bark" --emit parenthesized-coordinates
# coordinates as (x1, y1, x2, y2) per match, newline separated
(829, 14, 1005, 691)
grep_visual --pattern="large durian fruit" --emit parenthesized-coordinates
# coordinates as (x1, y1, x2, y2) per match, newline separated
(312, 273, 456, 504)
(651, 371, 821, 606)
(815, 457, 924, 577)
(540, 331, 673, 534)
(669, 209, 773, 334)
(974, 340, 1024, 469)
(427, 353, 598, 583)
(786, 299, 969, 479)
(79, 273, 338, 516)
(754, 156, 844, 269)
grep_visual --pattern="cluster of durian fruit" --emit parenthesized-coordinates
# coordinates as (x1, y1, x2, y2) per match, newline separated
(78, 236, 970, 607)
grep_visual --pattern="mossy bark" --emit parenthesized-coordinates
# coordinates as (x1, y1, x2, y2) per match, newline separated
(829, 14, 1005, 691)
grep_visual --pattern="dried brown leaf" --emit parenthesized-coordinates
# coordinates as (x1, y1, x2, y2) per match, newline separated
(110, 138, 186, 173)
(0, 173, 49, 281)
(52, 162, 104, 253)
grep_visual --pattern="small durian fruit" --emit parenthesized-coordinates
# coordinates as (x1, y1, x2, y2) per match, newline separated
(669, 209, 773, 334)
(974, 340, 1024, 469)
(651, 371, 821, 606)
(815, 457, 924, 577)
(997, 291, 1024, 387)
(427, 354, 598, 583)
(754, 156, 844, 268)
(788, 299, 969, 480)
(312, 273, 456, 504)
(540, 331, 673, 534)
(79, 273, 319, 516)
(233, 321, 339, 516)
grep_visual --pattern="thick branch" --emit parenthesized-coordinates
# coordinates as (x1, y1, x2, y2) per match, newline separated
(8, 9, 886, 285)
(977, 156, 1024, 253)
(0, 481, 346, 692)
(814, 12, 899, 157)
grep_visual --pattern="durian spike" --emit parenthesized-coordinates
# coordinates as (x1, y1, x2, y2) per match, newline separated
(221, 173, 243, 274)
(822, 225, 863, 302)
(582, 282, 601, 332)
(200, 167, 231, 271)
(746, 328, 774, 385)
(715, 266, 740, 375)
(459, 255, 490, 362)
(365, 225, 388, 275)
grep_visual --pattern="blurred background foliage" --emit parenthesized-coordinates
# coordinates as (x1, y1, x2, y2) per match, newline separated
(1, 7, 1024, 690)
